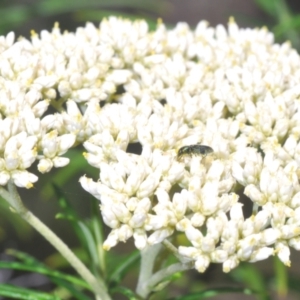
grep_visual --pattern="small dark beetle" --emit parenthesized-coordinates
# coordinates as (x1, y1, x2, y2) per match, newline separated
(177, 144, 214, 160)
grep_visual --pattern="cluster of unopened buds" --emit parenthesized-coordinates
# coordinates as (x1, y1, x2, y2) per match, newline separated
(1, 16, 300, 273)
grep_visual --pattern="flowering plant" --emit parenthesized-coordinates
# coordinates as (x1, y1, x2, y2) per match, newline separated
(1, 16, 300, 299)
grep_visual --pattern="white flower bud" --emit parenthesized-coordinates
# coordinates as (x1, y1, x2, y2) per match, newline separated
(133, 229, 148, 250)
(148, 228, 173, 245)
(107, 70, 132, 85)
(137, 173, 160, 198)
(280, 225, 300, 239)
(289, 237, 300, 250)
(223, 256, 239, 273)
(201, 236, 215, 253)
(195, 255, 210, 273)
(118, 225, 133, 242)
(34, 75, 56, 88)
(185, 225, 203, 247)
(53, 157, 70, 168)
(0, 170, 10, 185)
(190, 212, 205, 227)
(249, 247, 274, 262)
(11, 170, 38, 188)
(101, 206, 119, 228)
(244, 184, 265, 205)
(38, 158, 53, 173)
(275, 242, 291, 266)
(211, 250, 228, 263)
(103, 230, 119, 251)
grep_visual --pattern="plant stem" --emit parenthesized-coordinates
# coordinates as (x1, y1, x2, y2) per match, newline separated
(273, 256, 288, 299)
(136, 241, 194, 299)
(0, 181, 111, 300)
(136, 243, 162, 298)
(146, 261, 193, 290)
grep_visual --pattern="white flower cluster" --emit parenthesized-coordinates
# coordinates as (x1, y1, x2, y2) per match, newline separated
(2, 16, 300, 272)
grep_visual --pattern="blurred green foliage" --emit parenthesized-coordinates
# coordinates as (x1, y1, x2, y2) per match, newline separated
(0, 0, 167, 36)
(255, 0, 300, 49)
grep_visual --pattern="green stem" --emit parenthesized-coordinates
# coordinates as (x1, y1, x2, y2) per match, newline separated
(146, 261, 193, 290)
(136, 243, 162, 298)
(162, 240, 190, 262)
(0, 181, 111, 300)
(273, 256, 288, 299)
(136, 242, 194, 299)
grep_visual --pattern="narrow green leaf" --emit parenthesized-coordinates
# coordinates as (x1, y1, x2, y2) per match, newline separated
(110, 286, 138, 300)
(171, 287, 255, 300)
(35, 0, 165, 15)
(0, 283, 60, 300)
(55, 212, 76, 221)
(77, 220, 101, 275)
(45, 247, 87, 269)
(53, 186, 102, 275)
(53, 184, 80, 222)
(53, 185, 90, 254)
(45, 278, 91, 300)
(40, 149, 94, 201)
(230, 263, 270, 300)
(6, 249, 44, 267)
(90, 197, 106, 276)
(0, 199, 32, 239)
(273, 15, 300, 37)
(109, 250, 140, 284)
(288, 274, 300, 293)
(0, 261, 90, 290)
(5, 249, 91, 299)
(0, 5, 32, 35)
(254, 0, 277, 17)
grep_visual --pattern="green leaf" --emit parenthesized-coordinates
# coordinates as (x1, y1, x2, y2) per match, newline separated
(76, 220, 101, 274)
(171, 287, 255, 300)
(110, 286, 139, 300)
(53, 184, 87, 247)
(0, 5, 32, 35)
(53, 184, 79, 219)
(53, 186, 103, 276)
(288, 274, 300, 293)
(35, 0, 165, 16)
(4, 251, 90, 300)
(6, 249, 44, 267)
(45, 248, 88, 269)
(0, 283, 60, 300)
(254, 0, 300, 49)
(273, 15, 300, 37)
(0, 197, 32, 239)
(0, 256, 91, 299)
(230, 263, 270, 300)
(108, 250, 140, 284)
(0, 0, 170, 35)
(0, 261, 90, 290)
(40, 149, 92, 202)
(90, 198, 106, 276)
(254, 0, 277, 17)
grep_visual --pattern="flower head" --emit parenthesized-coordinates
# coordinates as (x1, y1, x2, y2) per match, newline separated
(2, 16, 300, 271)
